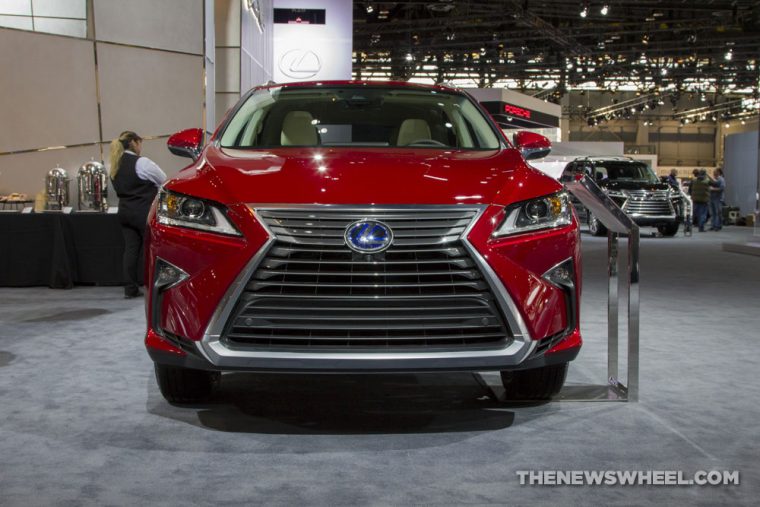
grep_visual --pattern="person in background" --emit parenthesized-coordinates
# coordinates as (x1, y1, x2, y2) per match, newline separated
(687, 168, 699, 194)
(690, 169, 711, 232)
(109, 131, 167, 298)
(688, 168, 700, 226)
(708, 168, 726, 231)
(666, 168, 679, 189)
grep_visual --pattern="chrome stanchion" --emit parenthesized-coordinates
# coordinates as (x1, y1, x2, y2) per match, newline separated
(607, 232, 619, 384)
(627, 228, 640, 402)
(564, 175, 640, 402)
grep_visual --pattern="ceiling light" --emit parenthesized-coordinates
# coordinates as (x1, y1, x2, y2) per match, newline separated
(725, 123, 730, 128)
(405, 53, 414, 61)
(580, 6, 588, 18)
(366, 4, 374, 13)
(601, 4, 609, 15)
(725, 50, 733, 61)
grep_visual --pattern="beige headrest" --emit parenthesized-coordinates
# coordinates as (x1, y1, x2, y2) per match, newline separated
(397, 119, 432, 146)
(281, 111, 317, 146)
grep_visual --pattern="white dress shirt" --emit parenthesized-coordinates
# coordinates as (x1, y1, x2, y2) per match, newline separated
(125, 150, 167, 187)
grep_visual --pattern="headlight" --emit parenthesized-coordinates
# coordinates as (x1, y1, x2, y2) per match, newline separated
(493, 192, 573, 237)
(606, 190, 627, 198)
(156, 189, 241, 236)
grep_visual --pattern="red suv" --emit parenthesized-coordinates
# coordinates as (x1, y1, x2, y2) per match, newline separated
(145, 81, 582, 403)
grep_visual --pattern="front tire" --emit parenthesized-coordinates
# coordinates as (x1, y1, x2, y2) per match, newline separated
(588, 213, 607, 236)
(657, 223, 680, 237)
(500, 363, 568, 401)
(154, 364, 220, 404)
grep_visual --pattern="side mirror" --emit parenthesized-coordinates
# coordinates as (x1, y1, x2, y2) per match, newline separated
(167, 128, 204, 161)
(512, 131, 551, 161)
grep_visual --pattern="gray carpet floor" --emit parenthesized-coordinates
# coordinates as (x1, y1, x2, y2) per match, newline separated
(0, 226, 758, 506)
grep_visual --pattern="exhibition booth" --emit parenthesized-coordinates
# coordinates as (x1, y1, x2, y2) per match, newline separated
(2, 2, 760, 506)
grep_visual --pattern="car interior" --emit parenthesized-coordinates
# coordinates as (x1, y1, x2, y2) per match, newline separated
(220, 88, 501, 150)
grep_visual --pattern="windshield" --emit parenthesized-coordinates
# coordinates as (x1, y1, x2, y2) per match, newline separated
(219, 86, 501, 150)
(592, 162, 659, 184)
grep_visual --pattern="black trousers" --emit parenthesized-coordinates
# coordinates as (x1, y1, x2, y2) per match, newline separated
(120, 223, 145, 295)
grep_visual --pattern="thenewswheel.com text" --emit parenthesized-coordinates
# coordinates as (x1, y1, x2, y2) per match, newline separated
(516, 470, 739, 486)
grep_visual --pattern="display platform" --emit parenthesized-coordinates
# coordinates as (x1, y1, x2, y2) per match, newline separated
(0, 213, 124, 288)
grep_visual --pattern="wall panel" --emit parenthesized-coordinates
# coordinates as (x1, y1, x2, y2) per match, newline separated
(214, 0, 240, 47)
(0, 28, 99, 153)
(0, 15, 32, 29)
(0, 145, 101, 198)
(215, 93, 239, 126)
(32, 0, 86, 18)
(93, 0, 203, 54)
(97, 43, 204, 141)
(215, 47, 241, 93)
(724, 130, 759, 215)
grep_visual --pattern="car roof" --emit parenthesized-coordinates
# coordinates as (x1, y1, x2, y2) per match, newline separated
(252, 80, 464, 94)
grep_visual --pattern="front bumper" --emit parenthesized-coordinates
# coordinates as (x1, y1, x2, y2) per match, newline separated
(628, 214, 681, 226)
(146, 327, 581, 373)
(145, 204, 582, 373)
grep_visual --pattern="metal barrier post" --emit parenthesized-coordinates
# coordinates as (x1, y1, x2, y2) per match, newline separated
(563, 175, 641, 402)
(607, 232, 619, 384)
(627, 227, 640, 401)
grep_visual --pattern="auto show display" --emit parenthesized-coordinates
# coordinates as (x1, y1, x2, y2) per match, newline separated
(145, 81, 583, 404)
(564, 174, 640, 401)
(561, 156, 686, 237)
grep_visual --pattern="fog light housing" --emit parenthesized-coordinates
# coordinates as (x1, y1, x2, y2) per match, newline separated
(155, 258, 188, 291)
(152, 258, 189, 335)
(544, 260, 574, 289)
(543, 258, 577, 339)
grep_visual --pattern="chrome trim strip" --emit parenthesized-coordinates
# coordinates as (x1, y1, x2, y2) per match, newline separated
(626, 213, 676, 219)
(198, 233, 276, 361)
(198, 204, 535, 367)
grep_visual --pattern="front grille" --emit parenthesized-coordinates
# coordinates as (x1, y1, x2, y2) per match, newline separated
(623, 190, 674, 216)
(222, 208, 511, 350)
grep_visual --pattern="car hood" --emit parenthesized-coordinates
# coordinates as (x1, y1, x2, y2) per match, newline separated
(600, 180, 670, 192)
(168, 146, 562, 207)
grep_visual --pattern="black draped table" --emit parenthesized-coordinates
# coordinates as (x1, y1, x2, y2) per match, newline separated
(0, 213, 125, 288)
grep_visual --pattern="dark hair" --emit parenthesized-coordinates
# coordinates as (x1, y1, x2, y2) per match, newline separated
(109, 131, 143, 178)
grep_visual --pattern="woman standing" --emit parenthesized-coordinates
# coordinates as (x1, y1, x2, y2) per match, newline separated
(109, 131, 167, 298)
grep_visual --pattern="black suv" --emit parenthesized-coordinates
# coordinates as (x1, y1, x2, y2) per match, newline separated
(561, 156, 684, 236)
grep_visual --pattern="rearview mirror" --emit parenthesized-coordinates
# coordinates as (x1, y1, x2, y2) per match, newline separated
(512, 131, 551, 161)
(167, 128, 204, 161)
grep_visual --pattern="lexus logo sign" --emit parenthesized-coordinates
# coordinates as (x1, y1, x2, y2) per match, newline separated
(278, 49, 322, 79)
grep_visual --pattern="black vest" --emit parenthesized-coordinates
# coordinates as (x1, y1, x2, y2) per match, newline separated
(112, 152, 159, 228)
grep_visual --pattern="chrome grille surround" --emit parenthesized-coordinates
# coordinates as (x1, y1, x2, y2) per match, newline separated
(197, 205, 535, 371)
(622, 190, 675, 218)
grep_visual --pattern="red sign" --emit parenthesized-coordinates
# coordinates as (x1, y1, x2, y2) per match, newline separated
(503, 104, 532, 119)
